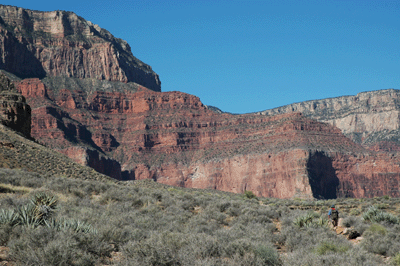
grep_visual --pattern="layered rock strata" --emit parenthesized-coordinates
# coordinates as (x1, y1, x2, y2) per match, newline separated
(14, 77, 400, 198)
(0, 73, 30, 137)
(0, 5, 160, 91)
(258, 89, 400, 152)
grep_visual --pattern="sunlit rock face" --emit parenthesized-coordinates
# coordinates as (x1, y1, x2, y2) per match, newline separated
(0, 5, 161, 91)
(14, 77, 400, 198)
(258, 89, 400, 152)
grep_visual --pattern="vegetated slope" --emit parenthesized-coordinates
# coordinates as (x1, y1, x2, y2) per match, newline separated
(258, 89, 400, 152)
(0, 168, 399, 265)
(0, 124, 112, 183)
(0, 4, 160, 91)
(11, 75, 400, 199)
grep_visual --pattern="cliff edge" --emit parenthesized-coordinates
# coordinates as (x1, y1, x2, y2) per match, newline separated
(0, 5, 161, 91)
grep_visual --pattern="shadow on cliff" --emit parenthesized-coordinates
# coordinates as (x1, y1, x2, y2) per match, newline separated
(0, 20, 46, 79)
(307, 151, 340, 199)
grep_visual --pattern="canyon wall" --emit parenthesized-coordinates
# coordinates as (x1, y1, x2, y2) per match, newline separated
(13, 76, 400, 198)
(258, 89, 400, 152)
(0, 5, 161, 91)
(0, 73, 30, 137)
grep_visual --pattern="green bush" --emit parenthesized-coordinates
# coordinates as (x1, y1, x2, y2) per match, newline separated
(254, 244, 281, 266)
(315, 241, 349, 255)
(392, 252, 400, 266)
(244, 190, 257, 199)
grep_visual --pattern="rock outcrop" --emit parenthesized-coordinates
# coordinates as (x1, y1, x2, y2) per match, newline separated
(258, 89, 400, 152)
(0, 5, 161, 91)
(13, 76, 400, 198)
(0, 73, 30, 137)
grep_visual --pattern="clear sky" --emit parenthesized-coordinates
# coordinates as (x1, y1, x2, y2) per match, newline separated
(3, 0, 400, 114)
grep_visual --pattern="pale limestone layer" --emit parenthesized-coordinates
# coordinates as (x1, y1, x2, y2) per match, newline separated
(259, 89, 400, 146)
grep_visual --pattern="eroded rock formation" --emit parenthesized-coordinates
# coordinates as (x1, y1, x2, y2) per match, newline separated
(13, 77, 400, 198)
(0, 73, 30, 137)
(258, 89, 400, 152)
(0, 5, 161, 91)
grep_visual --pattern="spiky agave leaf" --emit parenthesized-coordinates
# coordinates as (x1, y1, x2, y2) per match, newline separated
(30, 192, 58, 221)
(15, 204, 40, 228)
(0, 209, 19, 226)
(45, 218, 97, 234)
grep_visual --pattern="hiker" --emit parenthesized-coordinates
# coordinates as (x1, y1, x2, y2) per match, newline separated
(328, 204, 339, 227)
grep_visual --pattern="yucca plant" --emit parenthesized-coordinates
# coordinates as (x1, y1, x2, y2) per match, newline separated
(30, 192, 58, 222)
(0, 209, 18, 226)
(15, 204, 41, 228)
(293, 213, 314, 228)
(363, 206, 399, 224)
(45, 218, 97, 234)
(294, 213, 329, 228)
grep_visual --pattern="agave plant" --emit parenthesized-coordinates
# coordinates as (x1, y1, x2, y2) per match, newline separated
(30, 192, 58, 222)
(0, 209, 19, 226)
(15, 204, 41, 228)
(294, 212, 329, 228)
(293, 213, 314, 228)
(363, 206, 399, 224)
(45, 218, 97, 234)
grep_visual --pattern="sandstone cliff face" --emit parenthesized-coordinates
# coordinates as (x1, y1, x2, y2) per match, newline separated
(3, 5, 400, 199)
(258, 89, 400, 152)
(0, 5, 161, 91)
(14, 77, 400, 198)
(0, 73, 30, 137)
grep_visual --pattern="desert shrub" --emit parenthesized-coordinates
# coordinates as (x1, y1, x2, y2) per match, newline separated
(217, 200, 232, 212)
(282, 223, 344, 253)
(349, 208, 361, 216)
(254, 244, 281, 266)
(315, 241, 349, 255)
(283, 245, 385, 266)
(293, 212, 329, 228)
(392, 253, 400, 266)
(0, 224, 12, 245)
(8, 226, 110, 265)
(365, 223, 387, 235)
(363, 206, 399, 224)
(244, 190, 257, 199)
(234, 206, 273, 226)
(342, 215, 363, 228)
(0, 168, 45, 188)
(362, 225, 400, 257)
(121, 232, 187, 265)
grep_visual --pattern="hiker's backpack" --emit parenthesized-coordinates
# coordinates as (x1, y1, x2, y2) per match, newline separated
(331, 209, 339, 220)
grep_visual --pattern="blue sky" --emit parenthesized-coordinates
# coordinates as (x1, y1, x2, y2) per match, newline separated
(3, 0, 400, 113)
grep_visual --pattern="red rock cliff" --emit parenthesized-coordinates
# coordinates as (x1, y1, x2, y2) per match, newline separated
(15, 77, 400, 198)
(0, 5, 161, 91)
(0, 73, 30, 138)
